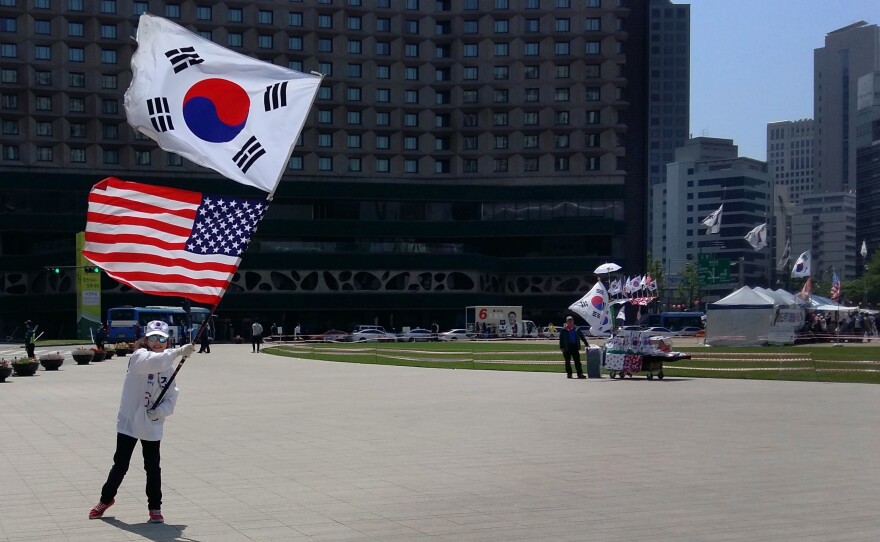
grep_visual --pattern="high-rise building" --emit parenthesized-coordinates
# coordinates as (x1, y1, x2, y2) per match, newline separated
(766, 120, 814, 204)
(791, 193, 857, 281)
(655, 137, 772, 303)
(855, 71, 880, 270)
(813, 21, 880, 194)
(0, 1, 653, 336)
(646, 0, 690, 252)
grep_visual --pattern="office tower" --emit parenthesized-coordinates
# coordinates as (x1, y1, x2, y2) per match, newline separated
(658, 137, 772, 302)
(646, 0, 690, 251)
(0, 0, 651, 334)
(813, 21, 880, 193)
(856, 71, 880, 271)
(766, 120, 814, 204)
(791, 193, 857, 281)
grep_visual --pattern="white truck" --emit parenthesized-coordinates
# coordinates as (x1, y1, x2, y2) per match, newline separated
(465, 306, 538, 338)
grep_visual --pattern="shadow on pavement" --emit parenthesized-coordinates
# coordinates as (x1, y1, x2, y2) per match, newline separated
(102, 518, 196, 542)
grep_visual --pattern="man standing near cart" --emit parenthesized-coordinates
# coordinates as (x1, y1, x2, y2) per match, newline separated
(559, 316, 590, 379)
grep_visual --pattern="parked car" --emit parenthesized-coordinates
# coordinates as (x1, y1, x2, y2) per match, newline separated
(315, 329, 350, 342)
(643, 327, 673, 335)
(439, 329, 475, 341)
(675, 326, 704, 337)
(397, 328, 435, 342)
(350, 328, 397, 342)
(539, 326, 560, 339)
(619, 325, 643, 331)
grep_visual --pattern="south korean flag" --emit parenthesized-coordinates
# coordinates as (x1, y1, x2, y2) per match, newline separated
(124, 13, 322, 194)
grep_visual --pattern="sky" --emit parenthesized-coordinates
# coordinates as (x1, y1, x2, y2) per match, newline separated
(689, 0, 880, 161)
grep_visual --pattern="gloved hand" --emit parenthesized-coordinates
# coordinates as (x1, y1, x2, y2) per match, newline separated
(147, 409, 160, 421)
(178, 343, 195, 358)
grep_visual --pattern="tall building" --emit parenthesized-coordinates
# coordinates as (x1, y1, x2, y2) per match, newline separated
(813, 21, 880, 194)
(855, 71, 880, 270)
(791, 193, 857, 281)
(766, 119, 814, 204)
(0, 1, 652, 337)
(654, 137, 772, 302)
(646, 0, 690, 250)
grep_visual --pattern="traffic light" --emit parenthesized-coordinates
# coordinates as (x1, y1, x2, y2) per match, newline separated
(90, 266, 100, 273)
(51, 267, 60, 274)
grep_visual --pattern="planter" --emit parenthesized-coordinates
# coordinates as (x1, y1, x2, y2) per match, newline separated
(12, 362, 39, 376)
(103, 350, 115, 360)
(91, 351, 106, 362)
(39, 357, 64, 371)
(72, 353, 93, 365)
(0, 366, 11, 382)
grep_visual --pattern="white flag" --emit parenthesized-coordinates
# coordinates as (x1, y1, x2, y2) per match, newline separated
(124, 13, 322, 194)
(744, 223, 768, 251)
(569, 282, 612, 336)
(791, 250, 811, 278)
(701, 204, 723, 234)
(861, 240, 868, 258)
(776, 238, 791, 270)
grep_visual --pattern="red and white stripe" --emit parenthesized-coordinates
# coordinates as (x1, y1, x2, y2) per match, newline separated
(83, 177, 240, 306)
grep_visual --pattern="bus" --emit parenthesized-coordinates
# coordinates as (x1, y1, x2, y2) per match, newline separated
(106, 305, 213, 343)
(639, 311, 704, 332)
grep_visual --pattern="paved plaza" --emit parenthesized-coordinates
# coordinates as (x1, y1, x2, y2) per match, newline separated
(1, 342, 879, 542)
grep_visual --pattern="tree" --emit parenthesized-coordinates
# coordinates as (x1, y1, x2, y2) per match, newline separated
(676, 262, 699, 307)
(646, 252, 664, 302)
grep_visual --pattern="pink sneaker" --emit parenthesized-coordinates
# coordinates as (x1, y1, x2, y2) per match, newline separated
(88, 499, 114, 519)
(148, 509, 164, 523)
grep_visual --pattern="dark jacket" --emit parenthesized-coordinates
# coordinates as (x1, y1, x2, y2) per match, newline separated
(559, 325, 589, 352)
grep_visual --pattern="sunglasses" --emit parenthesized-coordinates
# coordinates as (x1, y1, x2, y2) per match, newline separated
(147, 335, 168, 343)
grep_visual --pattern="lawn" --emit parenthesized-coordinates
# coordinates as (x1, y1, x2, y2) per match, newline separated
(265, 340, 880, 384)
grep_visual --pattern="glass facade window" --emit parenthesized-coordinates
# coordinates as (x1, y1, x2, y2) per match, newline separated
(404, 159, 418, 173)
(135, 150, 151, 165)
(258, 36, 273, 49)
(101, 24, 117, 39)
(347, 40, 361, 54)
(289, 12, 303, 26)
(525, 18, 539, 32)
(35, 121, 52, 136)
(165, 4, 180, 18)
(69, 98, 85, 113)
(100, 0, 116, 13)
(69, 122, 86, 135)
(585, 17, 601, 31)
(1, 43, 16, 57)
(102, 148, 118, 164)
(258, 10, 273, 24)
(463, 90, 478, 103)
(0, 68, 16, 83)
(555, 18, 570, 31)
(228, 8, 243, 22)
(493, 66, 508, 79)
(376, 135, 390, 149)
(493, 20, 508, 33)
(70, 148, 86, 163)
(404, 113, 417, 126)
(494, 43, 508, 56)
(524, 65, 539, 79)
(376, 112, 390, 125)
(376, 158, 390, 172)
(35, 45, 51, 60)
(228, 33, 242, 47)
(133, 2, 147, 15)
(376, 88, 390, 102)
(524, 88, 538, 102)
(101, 74, 117, 89)
(404, 90, 418, 103)
(197, 6, 212, 20)
(463, 44, 478, 57)
(376, 65, 390, 79)
(376, 18, 390, 32)
(318, 157, 332, 171)
(101, 49, 117, 64)
(35, 96, 52, 111)
(524, 113, 538, 126)
(33, 20, 48, 34)
(289, 37, 303, 50)
(348, 16, 361, 30)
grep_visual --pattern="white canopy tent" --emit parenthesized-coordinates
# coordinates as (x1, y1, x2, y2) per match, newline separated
(705, 287, 781, 346)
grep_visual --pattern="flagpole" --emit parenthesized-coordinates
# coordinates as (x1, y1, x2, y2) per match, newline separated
(151, 301, 219, 409)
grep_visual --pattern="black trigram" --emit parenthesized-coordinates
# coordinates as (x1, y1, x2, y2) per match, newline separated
(232, 136, 266, 174)
(164, 46, 204, 74)
(147, 97, 174, 132)
(263, 82, 288, 111)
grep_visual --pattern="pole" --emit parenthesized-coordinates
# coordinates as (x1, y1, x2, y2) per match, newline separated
(151, 303, 217, 409)
(739, 257, 744, 288)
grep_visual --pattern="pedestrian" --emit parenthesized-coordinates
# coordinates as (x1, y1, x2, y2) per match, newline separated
(24, 320, 37, 359)
(95, 322, 108, 350)
(132, 322, 141, 341)
(559, 316, 590, 379)
(88, 320, 195, 523)
(294, 323, 301, 341)
(251, 320, 263, 353)
(197, 323, 210, 354)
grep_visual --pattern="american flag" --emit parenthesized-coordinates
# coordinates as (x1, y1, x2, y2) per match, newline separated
(83, 177, 267, 305)
(830, 272, 841, 301)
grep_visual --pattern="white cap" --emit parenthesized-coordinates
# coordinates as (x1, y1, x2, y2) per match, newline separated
(144, 320, 170, 338)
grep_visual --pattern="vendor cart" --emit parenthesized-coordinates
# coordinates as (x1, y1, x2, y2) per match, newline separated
(603, 332, 690, 380)
(607, 352, 690, 380)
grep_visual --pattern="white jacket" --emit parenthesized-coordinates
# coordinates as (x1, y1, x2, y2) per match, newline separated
(115, 346, 182, 441)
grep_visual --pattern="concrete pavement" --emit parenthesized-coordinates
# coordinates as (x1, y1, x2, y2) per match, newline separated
(1, 343, 879, 541)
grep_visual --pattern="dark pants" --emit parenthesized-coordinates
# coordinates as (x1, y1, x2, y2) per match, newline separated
(25, 343, 35, 358)
(198, 333, 210, 353)
(562, 349, 584, 377)
(100, 433, 162, 510)
(252, 334, 262, 352)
